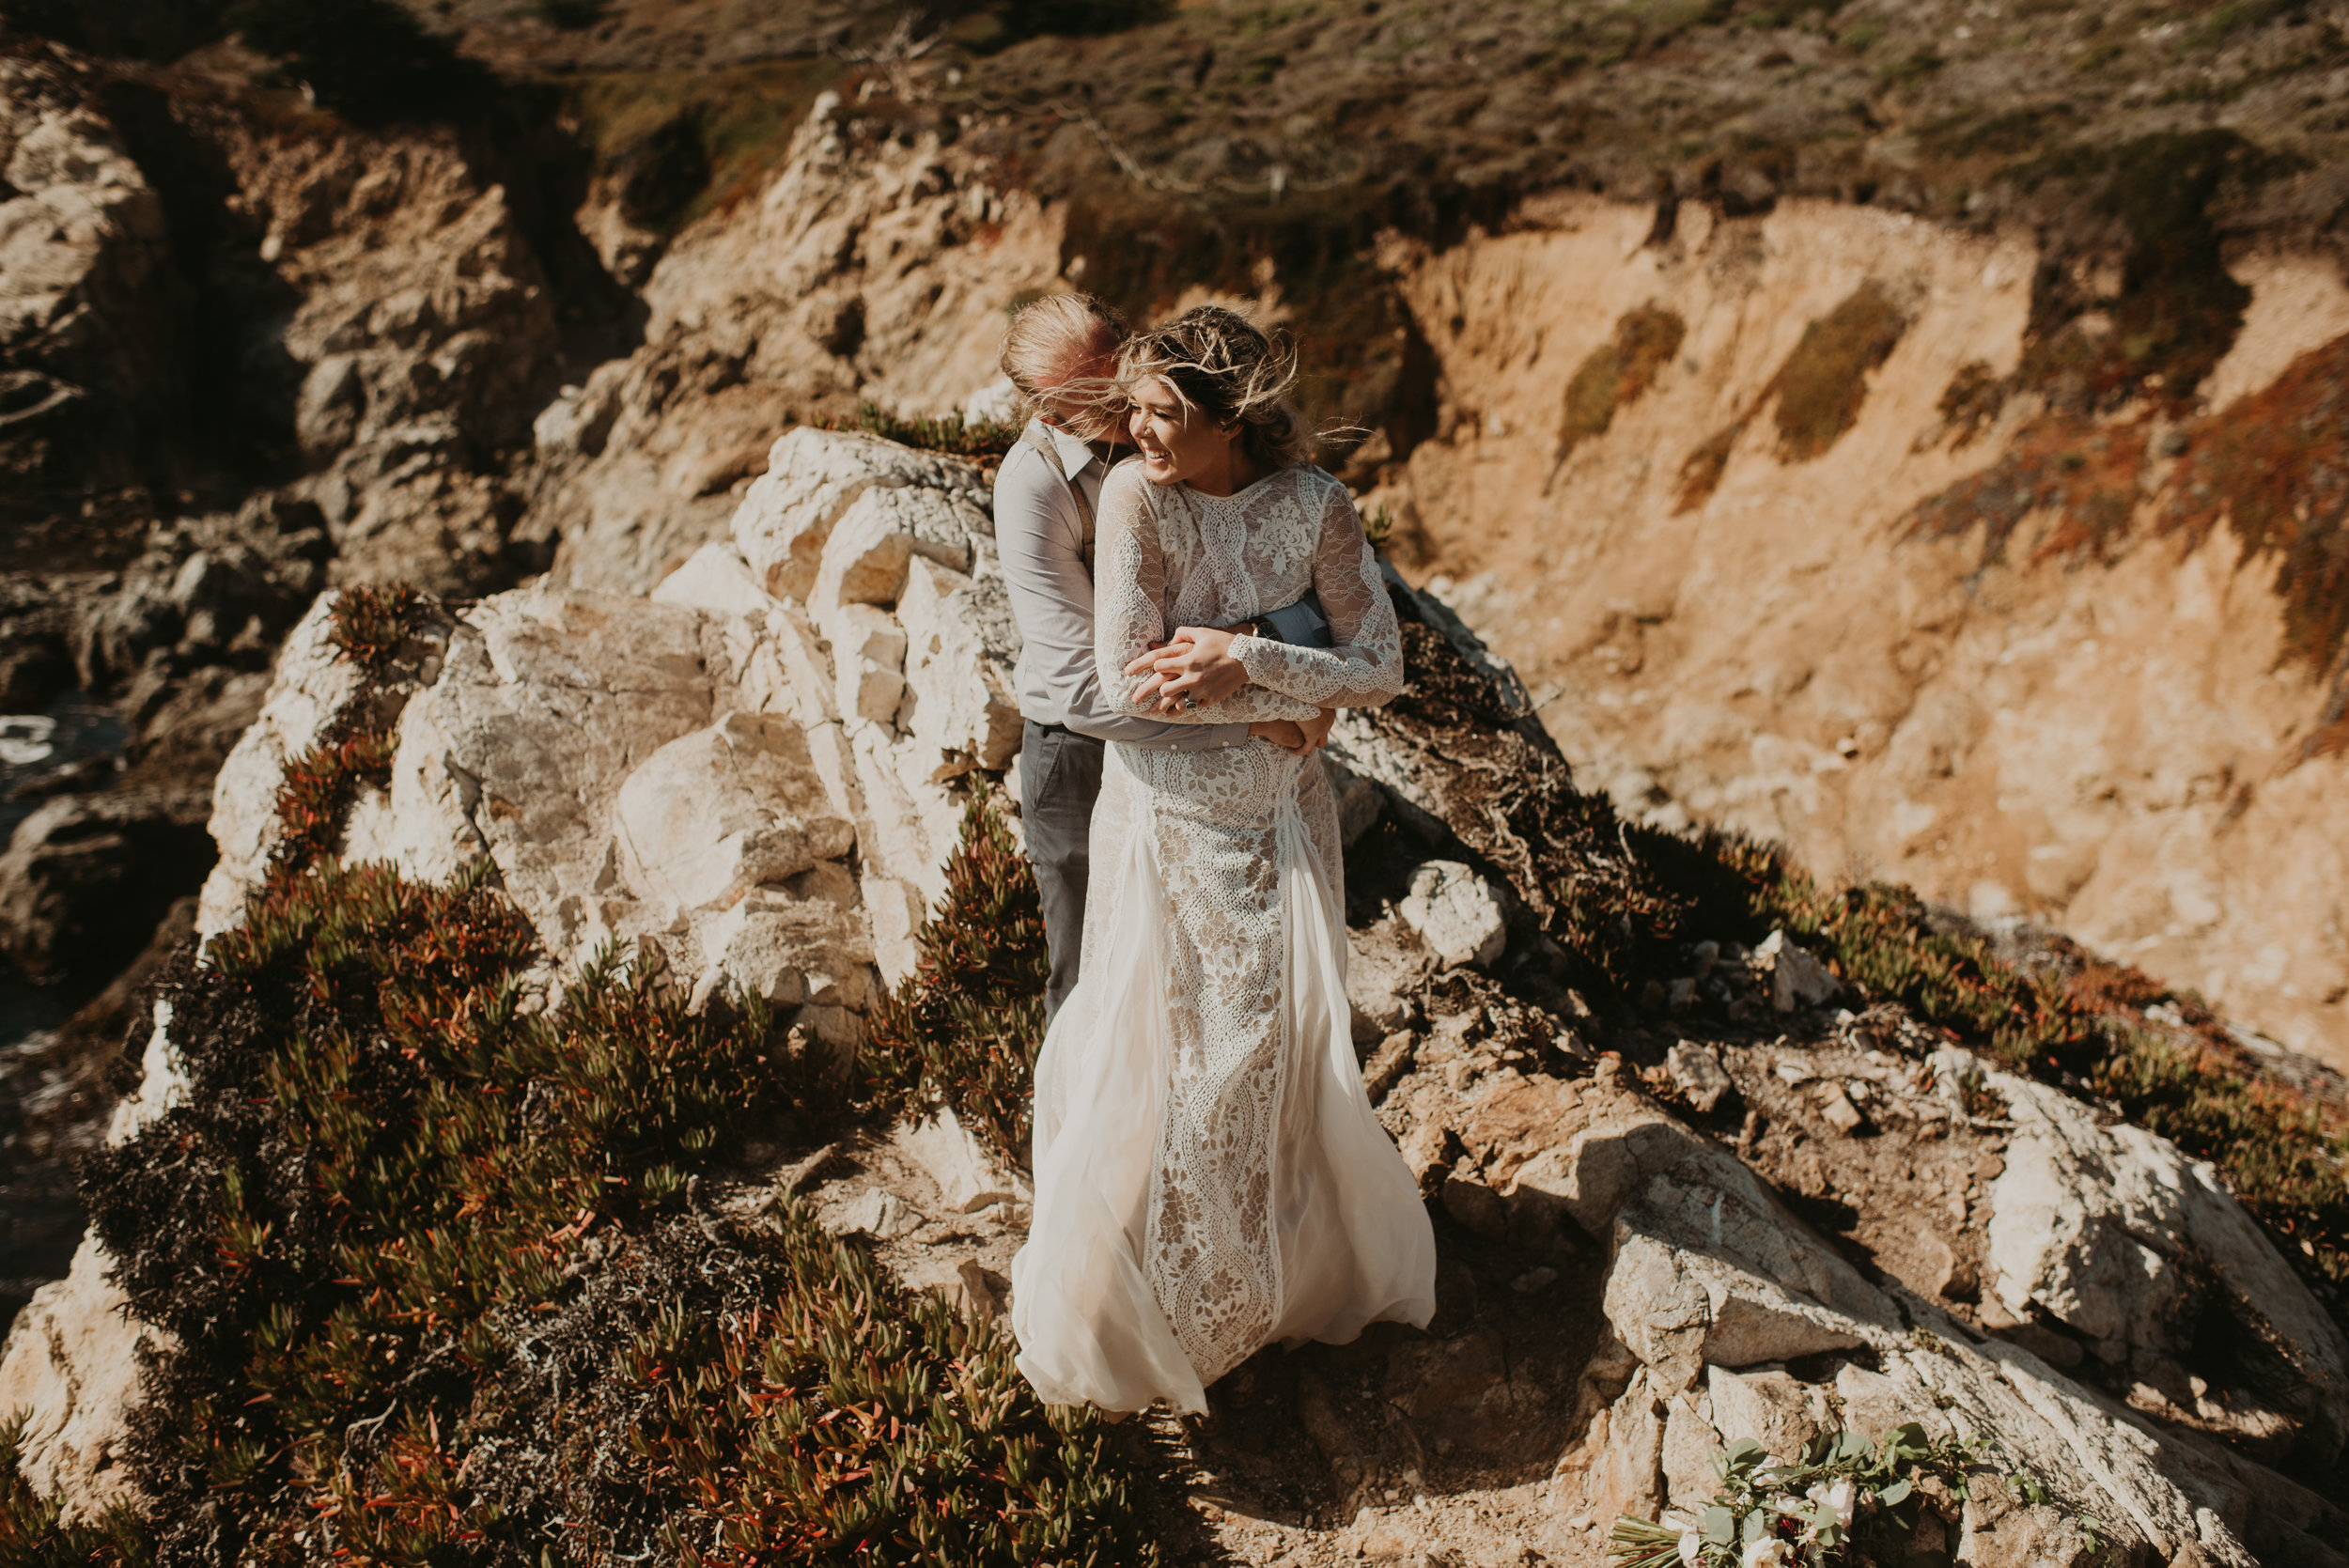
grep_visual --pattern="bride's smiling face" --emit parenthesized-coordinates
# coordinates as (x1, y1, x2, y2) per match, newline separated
(1128, 375, 1238, 487)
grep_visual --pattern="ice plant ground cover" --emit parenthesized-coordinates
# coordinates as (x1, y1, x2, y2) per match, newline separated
(1607, 1425, 2053, 1568)
(0, 591, 1157, 1566)
(5, 558, 2343, 1550)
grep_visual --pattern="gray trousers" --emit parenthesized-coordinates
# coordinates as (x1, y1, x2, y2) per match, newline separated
(1020, 720, 1105, 1025)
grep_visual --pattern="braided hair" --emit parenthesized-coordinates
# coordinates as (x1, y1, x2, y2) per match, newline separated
(1116, 304, 1313, 471)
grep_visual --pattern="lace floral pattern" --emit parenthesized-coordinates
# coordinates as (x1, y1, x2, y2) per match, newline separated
(1084, 460, 1407, 1387)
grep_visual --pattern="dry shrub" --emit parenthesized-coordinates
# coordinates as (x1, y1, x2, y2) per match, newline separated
(1770, 280, 1908, 461)
(2159, 330, 2349, 673)
(1555, 303, 1687, 462)
(1673, 280, 1905, 511)
(1675, 422, 1744, 512)
(1930, 358, 2005, 450)
(1907, 411, 2152, 563)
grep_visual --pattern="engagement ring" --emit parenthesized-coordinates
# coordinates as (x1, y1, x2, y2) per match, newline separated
(1183, 695, 1199, 710)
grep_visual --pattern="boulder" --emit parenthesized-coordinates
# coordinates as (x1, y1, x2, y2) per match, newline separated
(0, 57, 174, 502)
(1984, 1069, 2349, 1467)
(889, 1106, 1022, 1213)
(1603, 1227, 1871, 1393)
(0, 786, 212, 981)
(809, 482, 980, 610)
(613, 710, 854, 912)
(1554, 1091, 2279, 1566)
(364, 585, 714, 959)
(896, 554, 1022, 777)
(650, 540, 779, 620)
(730, 427, 988, 603)
(1704, 1365, 1831, 1457)
(687, 871, 874, 1015)
(1397, 860, 1507, 969)
(824, 1186, 923, 1241)
(1754, 928, 1840, 1012)
(0, 1237, 157, 1522)
(1665, 1041, 1733, 1113)
(828, 602, 909, 726)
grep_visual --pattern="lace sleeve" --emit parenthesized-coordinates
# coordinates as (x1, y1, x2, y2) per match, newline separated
(1096, 467, 1318, 724)
(1230, 475, 1405, 707)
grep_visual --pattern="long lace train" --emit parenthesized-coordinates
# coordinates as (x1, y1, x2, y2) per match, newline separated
(1010, 745, 1435, 1412)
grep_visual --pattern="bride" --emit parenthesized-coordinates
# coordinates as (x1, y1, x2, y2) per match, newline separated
(1010, 305, 1436, 1415)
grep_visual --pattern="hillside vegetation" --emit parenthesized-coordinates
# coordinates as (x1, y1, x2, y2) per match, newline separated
(8, 564, 2346, 1559)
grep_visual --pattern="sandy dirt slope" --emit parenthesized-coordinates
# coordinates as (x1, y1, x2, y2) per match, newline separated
(1367, 195, 2349, 1070)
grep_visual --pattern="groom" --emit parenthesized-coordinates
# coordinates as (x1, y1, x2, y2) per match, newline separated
(993, 292, 1317, 1021)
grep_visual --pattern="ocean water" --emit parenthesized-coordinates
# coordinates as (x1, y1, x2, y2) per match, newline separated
(0, 697, 132, 1327)
(0, 696, 128, 846)
(1, 694, 130, 1064)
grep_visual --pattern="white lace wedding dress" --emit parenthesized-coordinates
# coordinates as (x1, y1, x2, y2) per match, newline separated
(1010, 458, 1437, 1415)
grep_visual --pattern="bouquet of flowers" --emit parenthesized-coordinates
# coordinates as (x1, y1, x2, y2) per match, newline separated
(1607, 1422, 2041, 1568)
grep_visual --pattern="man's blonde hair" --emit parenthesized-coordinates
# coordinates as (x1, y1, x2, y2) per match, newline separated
(1000, 292, 1128, 422)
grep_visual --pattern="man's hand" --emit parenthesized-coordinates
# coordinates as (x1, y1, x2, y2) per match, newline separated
(1249, 719, 1310, 754)
(1124, 625, 1251, 714)
(1299, 707, 1336, 751)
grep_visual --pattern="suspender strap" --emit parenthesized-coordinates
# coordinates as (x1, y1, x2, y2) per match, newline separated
(1023, 422, 1096, 569)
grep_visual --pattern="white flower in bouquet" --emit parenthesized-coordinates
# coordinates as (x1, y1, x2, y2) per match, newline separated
(1655, 1510, 1704, 1566)
(1806, 1476, 1857, 1529)
(1739, 1537, 1791, 1568)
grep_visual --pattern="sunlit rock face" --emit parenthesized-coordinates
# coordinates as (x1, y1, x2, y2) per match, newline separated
(1363, 195, 2349, 1070)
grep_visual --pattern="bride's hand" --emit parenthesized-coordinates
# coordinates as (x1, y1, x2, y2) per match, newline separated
(1124, 638, 1169, 703)
(1144, 626, 1250, 713)
(1249, 719, 1310, 754)
(1299, 707, 1336, 751)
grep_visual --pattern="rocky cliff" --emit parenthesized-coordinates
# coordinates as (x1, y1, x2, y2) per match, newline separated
(3, 427, 2346, 1568)
(1364, 194, 2349, 1077)
(5, 4, 2349, 1561)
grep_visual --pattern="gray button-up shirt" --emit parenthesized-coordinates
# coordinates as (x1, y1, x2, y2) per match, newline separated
(994, 417, 1251, 750)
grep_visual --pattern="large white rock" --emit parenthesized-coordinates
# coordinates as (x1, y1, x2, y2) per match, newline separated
(686, 865, 875, 1014)
(613, 710, 854, 912)
(0, 999, 185, 1523)
(889, 1105, 1022, 1213)
(649, 539, 778, 620)
(194, 595, 365, 937)
(1397, 860, 1506, 969)
(729, 427, 988, 602)
(365, 584, 714, 959)
(1558, 1097, 2279, 1566)
(896, 554, 1022, 778)
(827, 602, 909, 726)
(1603, 1226, 1870, 1394)
(0, 1237, 157, 1522)
(809, 482, 979, 610)
(1985, 1068, 2349, 1467)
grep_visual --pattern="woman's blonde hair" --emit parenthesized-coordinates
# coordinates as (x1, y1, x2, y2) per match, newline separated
(1000, 291, 1128, 423)
(1117, 304, 1313, 471)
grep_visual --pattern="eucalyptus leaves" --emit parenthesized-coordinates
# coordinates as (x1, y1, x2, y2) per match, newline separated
(1608, 1422, 2045, 1568)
